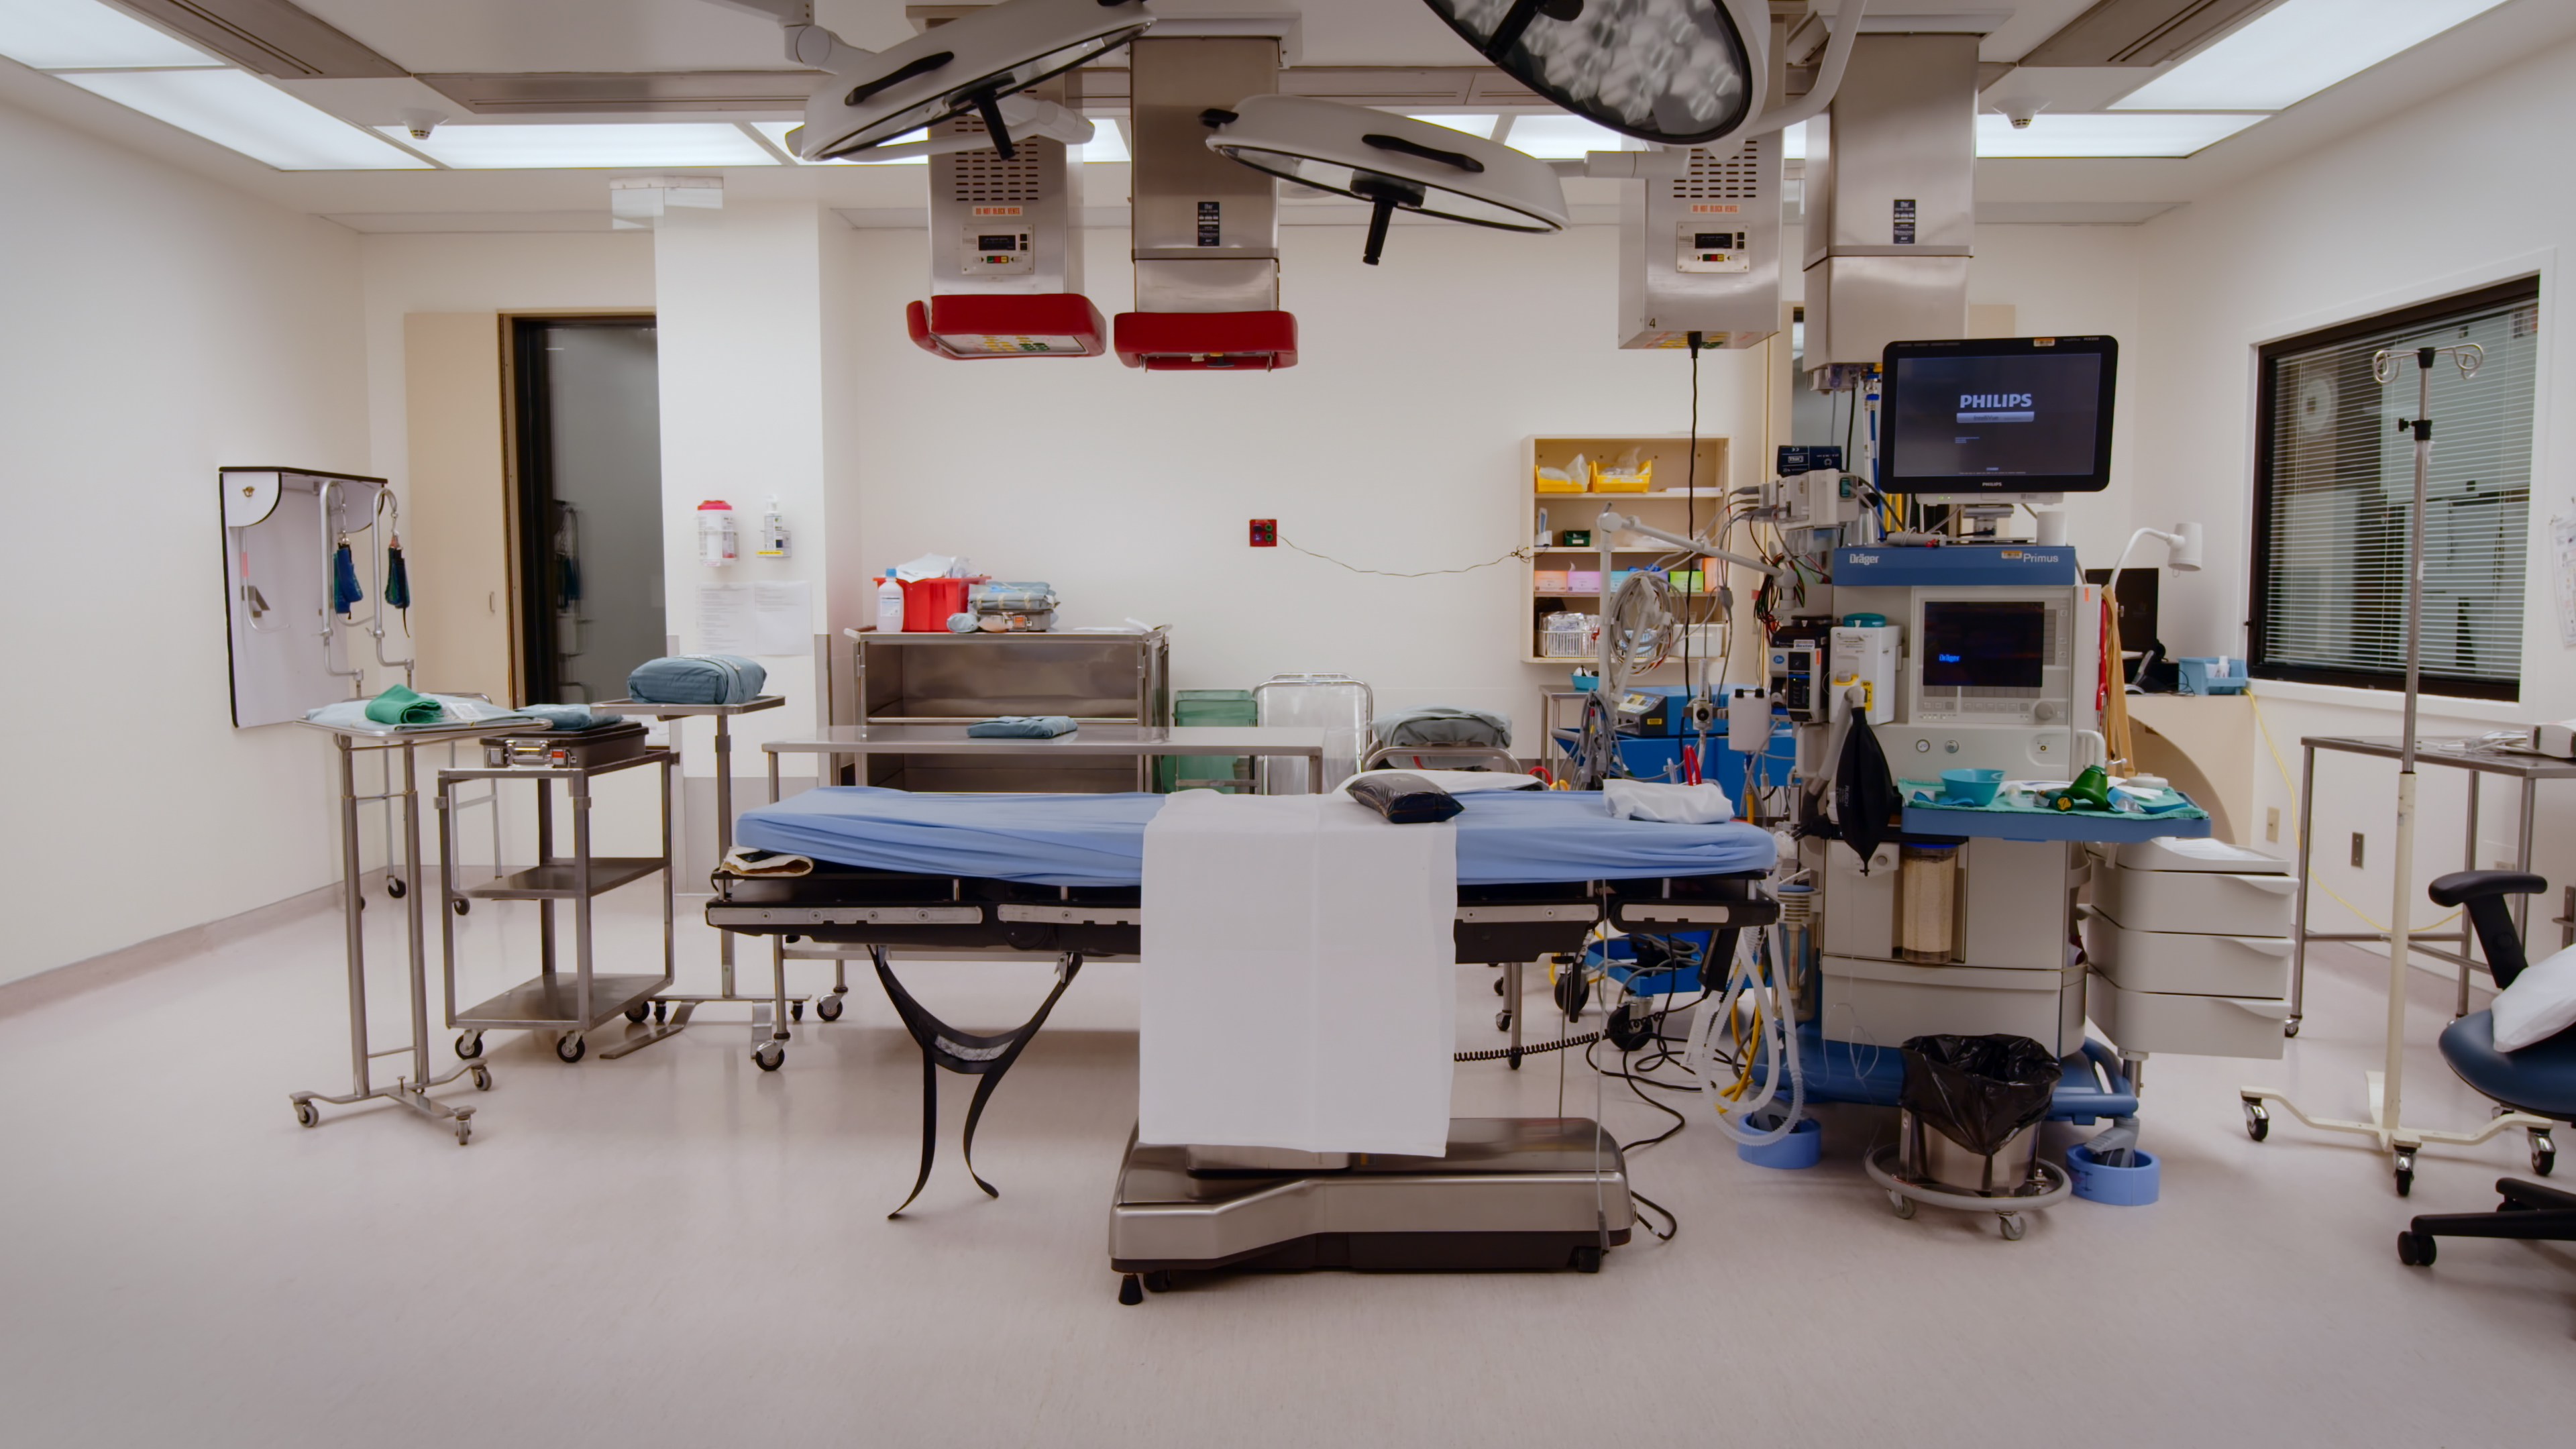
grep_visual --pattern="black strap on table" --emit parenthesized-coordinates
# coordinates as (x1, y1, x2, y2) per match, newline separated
(871, 945, 1085, 1218)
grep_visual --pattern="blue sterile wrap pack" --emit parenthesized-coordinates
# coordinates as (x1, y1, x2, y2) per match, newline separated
(626, 654, 765, 705)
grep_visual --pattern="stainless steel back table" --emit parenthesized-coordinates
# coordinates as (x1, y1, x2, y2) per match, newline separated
(2290, 734, 2576, 1033)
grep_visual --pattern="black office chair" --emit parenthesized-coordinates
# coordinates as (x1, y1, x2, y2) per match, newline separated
(2396, 871, 2576, 1267)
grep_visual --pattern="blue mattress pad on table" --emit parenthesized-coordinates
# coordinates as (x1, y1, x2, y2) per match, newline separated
(734, 786, 1777, 888)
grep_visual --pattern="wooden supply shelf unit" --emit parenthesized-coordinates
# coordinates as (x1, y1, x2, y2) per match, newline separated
(1523, 434, 1730, 667)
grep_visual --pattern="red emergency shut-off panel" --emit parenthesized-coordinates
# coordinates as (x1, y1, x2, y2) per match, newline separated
(1111, 311, 1298, 370)
(906, 294, 1108, 360)
(1248, 519, 1277, 546)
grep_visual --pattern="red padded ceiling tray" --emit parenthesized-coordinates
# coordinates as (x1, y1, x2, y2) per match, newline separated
(1111, 311, 1298, 370)
(906, 294, 1107, 359)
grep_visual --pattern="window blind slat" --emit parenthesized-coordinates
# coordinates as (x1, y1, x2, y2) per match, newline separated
(2255, 293, 2536, 693)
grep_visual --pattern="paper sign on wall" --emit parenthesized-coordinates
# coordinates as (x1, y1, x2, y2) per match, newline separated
(698, 583, 754, 654)
(752, 580, 812, 656)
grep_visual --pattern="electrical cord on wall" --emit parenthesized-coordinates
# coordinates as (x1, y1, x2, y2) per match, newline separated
(1279, 535, 1535, 578)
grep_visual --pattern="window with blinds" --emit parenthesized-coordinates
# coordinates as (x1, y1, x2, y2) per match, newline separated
(2251, 278, 2540, 702)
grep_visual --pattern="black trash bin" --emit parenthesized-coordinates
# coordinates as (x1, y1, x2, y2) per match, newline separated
(1898, 1034, 2063, 1195)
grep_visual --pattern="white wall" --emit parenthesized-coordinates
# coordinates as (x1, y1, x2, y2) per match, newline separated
(834, 220, 1773, 743)
(2126, 32, 2576, 932)
(0, 99, 368, 983)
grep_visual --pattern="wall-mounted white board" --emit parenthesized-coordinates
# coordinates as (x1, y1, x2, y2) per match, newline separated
(221, 467, 386, 728)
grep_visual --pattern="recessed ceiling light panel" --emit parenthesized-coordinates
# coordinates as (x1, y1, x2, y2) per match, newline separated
(2112, 0, 2511, 112)
(1975, 112, 2265, 158)
(64, 68, 425, 168)
(0, 0, 211, 70)
(387, 123, 779, 170)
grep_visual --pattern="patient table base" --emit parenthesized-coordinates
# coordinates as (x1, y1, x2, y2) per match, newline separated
(1109, 1118, 1633, 1301)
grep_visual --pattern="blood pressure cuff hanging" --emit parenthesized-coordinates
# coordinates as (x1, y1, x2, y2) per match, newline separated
(1342, 771, 1465, 824)
(1831, 715, 1902, 868)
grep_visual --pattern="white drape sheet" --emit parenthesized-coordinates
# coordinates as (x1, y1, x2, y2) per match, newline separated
(1137, 792, 1458, 1157)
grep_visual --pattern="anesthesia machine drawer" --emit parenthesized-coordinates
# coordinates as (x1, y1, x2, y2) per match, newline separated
(2086, 971, 2288, 1061)
(2094, 861, 2296, 940)
(2083, 917, 2292, 999)
(1820, 955, 2086, 1057)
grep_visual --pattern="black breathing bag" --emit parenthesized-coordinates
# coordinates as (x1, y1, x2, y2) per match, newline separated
(1344, 772, 1464, 824)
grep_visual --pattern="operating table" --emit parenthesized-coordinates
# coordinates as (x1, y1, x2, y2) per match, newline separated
(706, 786, 1778, 1293)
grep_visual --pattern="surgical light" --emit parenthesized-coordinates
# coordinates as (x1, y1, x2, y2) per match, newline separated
(1418, 0, 1866, 148)
(765, 0, 1151, 162)
(64, 68, 425, 170)
(2112, 0, 2511, 113)
(385, 123, 780, 170)
(0, 0, 211, 70)
(1204, 97, 1569, 266)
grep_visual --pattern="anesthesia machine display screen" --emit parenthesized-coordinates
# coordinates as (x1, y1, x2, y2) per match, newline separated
(1879, 336, 2118, 492)
(1921, 600, 2047, 690)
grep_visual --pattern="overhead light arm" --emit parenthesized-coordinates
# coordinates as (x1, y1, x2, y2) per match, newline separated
(1744, 0, 1868, 138)
(814, 94, 1093, 163)
(696, 0, 877, 74)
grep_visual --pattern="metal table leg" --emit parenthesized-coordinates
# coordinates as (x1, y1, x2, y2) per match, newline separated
(714, 712, 735, 998)
(2457, 771, 2481, 1018)
(289, 736, 484, 1143)
(2288, 742, 2317, 1036)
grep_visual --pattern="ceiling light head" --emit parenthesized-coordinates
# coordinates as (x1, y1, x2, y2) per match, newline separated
(395, 107, 446, 140)
(1419, 0, 1762, 146)
(790, 0, 1152, 162)
(1205, 97, 1568, 266)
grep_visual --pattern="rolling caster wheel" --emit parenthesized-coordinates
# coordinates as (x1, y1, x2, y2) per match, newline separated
(454, 1121, 472, 1146)
(1570, 1246, 1603, 1274)
(753, 1042, 784, 1072)
(1142, 1271, 1173, 1294)
(2393, 1151, 2416, 1197)
(625, 1004, 651, 1024)
(2397, 1230, 2436, 1267)
(455, 1032, 483, 1061)
(2284, 1020, 2300, 1038)
(292, 1100, 320, 1128)
(1495, 1008, 1513, 1033)
(2241, 1097, 2270, 1142)
(1889, 1191, 1916, 1220)
(816, 995, 844, 1022)
(653, 1001, 669, 1024)
(452, 898, 470, 916)
(2532, 1130, 2557, 1177)
(470, 1065, 492, 1091)
(1493, 975, 1507, 996)
(555, 1032, 586, 1064)
(384, 874, 407, 899)
(1999, 1214, 2027, 1242)
(790, 1000, 804, 1023)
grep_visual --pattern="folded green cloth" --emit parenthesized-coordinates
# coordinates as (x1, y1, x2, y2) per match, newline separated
(364, 684, 443, 726)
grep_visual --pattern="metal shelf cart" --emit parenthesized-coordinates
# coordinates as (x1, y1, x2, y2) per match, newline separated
(437, 747, 678, 1065)
(290, 720, 506, 1144)
(588, 696, 820, 1050)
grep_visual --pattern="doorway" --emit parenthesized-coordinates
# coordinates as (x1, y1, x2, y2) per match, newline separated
(509, 317, 664, 703)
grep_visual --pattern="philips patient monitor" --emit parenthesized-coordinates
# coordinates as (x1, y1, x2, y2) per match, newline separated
(1879, 335, 2118, 494)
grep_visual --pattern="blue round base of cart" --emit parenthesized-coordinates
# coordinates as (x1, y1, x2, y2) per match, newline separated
(1735, 1114, 1823, 1169)
(2065, 1143, 2161, 1205)
(1864, 1144, 2070, 1240)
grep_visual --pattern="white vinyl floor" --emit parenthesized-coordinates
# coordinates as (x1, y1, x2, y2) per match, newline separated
(3, 886, 2572, 1448)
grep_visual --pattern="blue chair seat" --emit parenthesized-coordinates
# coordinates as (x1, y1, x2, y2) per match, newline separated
(2438, 1010, 2576, 1120)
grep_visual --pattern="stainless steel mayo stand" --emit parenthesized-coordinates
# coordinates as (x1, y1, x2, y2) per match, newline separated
(438, 747, 678, 1065)
(290, 720, 508, 1144)
(730, 723, 1334, 1071)
(588, 696, 804, 1051)
(2289, 734, 2576, 1034)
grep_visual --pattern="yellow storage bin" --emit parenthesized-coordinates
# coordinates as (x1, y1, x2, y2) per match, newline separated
(1590, 453, 1653, 492)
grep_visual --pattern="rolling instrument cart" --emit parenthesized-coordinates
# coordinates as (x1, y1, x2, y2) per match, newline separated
(290, 720, 507, 1144)
(588, 695, 833, 1051)
(437, 745, 677, 1065)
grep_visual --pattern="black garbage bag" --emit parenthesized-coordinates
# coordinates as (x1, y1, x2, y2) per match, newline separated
(1831, 714, 1902, 869)
(1899, 1034, 2063, 1158)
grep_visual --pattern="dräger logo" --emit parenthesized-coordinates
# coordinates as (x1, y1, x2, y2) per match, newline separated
(1959, 392, 2034, 408)
(1846, 552, 1881, 564)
